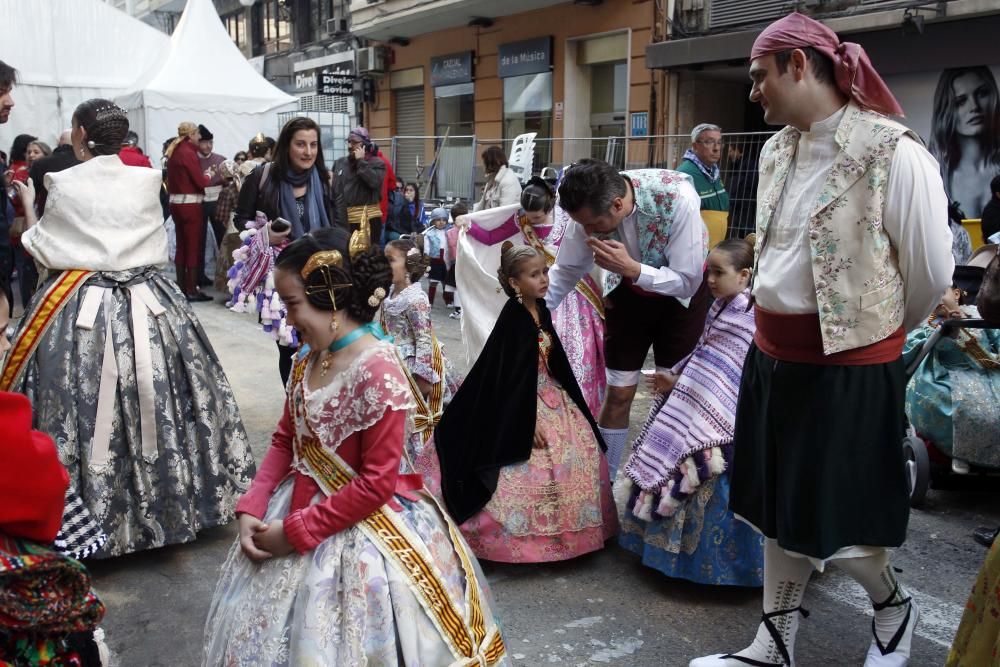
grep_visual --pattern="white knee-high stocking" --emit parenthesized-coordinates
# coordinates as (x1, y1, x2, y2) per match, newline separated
(835, 550, 918, 666)
(690, 539, 813, 666)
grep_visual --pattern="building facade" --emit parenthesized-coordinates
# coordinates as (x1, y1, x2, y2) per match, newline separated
(647, 0, 1000, 219)
(348, 0, 662, 200)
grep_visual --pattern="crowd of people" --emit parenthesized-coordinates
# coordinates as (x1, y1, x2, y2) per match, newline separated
(1, 9, 999, 667)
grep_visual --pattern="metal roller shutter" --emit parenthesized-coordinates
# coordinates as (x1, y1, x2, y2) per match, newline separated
(394, 87, 425, 184)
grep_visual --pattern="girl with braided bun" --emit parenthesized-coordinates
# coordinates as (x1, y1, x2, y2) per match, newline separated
(205, 236, 508, 666)
(3, 98, 255, 557)
(382, 237, 461, 482)
(434, 242, 618, 563)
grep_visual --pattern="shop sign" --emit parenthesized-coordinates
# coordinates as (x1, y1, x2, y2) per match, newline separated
(498, 36, 553, 78)
(630, 111, 648, 137)
(320, 63, 355, 98)
(295, 63, 355, 97)
(554, 101, 564, 121)
(431, 51, 474, 87)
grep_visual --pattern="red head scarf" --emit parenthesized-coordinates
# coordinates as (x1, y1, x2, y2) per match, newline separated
(751, 12, 904, 117)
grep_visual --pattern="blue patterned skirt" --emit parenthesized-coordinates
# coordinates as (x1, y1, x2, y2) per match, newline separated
(619, 474, 763, 587)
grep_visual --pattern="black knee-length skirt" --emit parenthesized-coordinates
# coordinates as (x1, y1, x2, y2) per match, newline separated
(728, 344, 910, 560)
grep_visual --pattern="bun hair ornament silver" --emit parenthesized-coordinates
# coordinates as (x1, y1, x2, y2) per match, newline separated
(86, 140, 97, 150)
(367, 287, 387, 308)
(94, 104, 128, 123)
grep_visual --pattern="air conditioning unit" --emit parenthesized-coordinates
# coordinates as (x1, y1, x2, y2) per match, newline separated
(326, 17, 348, 34)
(357, 46, 387, 74)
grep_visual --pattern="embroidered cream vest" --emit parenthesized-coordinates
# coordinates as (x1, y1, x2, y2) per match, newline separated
(753, 104, 918, 355)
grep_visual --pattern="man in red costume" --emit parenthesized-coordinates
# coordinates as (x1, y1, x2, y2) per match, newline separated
(166, 121, 211, 302)
(690, 12, 952, 667)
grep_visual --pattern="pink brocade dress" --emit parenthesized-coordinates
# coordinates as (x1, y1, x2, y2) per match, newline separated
(457, 330, 618, 563)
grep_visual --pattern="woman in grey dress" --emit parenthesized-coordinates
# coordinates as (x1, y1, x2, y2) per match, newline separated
(2, 99, 255, 558)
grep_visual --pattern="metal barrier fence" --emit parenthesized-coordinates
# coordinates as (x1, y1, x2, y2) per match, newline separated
(276, 117, 774, 239)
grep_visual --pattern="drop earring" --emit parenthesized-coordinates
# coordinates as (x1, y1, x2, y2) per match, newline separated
(514, 286, 523, 304)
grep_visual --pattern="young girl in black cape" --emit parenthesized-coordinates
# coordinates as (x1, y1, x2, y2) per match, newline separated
(434, 242, 618, 563)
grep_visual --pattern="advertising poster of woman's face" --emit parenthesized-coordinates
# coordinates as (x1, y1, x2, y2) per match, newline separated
(888, 65, 1000, 218)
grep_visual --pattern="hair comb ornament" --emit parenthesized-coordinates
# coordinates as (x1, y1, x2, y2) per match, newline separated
(252, 132, 266, 144)
(94, 104, 127, 123)
(301, 250, 344, 280)
(406, 247, 419, 257)
(367, 287, 387, 308)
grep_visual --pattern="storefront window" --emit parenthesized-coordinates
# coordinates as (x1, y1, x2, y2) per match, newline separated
(435, 82, 475, 200)
(503, 71, 553, 170)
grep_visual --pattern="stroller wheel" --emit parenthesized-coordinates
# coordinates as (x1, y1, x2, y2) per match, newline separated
(903, 435, 931, 508)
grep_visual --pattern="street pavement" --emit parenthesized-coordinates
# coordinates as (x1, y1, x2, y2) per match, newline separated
(85, 290, 999, 666)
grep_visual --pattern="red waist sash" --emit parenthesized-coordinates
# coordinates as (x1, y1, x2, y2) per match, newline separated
(754, 306, 904, 366)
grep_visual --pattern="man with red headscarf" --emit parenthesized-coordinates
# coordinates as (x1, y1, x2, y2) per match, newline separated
(690, 12, 953, 667)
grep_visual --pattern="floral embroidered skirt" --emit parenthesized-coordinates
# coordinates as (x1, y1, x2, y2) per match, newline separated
(551, 286, 606, 417)
(457, 375, 619, 563)
(618, 475, 764, 587)
(203, 479, 509, 666)
(947, 538, 1000, 666)
(10, 267, 255, 557)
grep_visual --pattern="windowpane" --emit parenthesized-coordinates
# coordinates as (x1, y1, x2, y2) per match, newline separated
(503, 72, 553, 170)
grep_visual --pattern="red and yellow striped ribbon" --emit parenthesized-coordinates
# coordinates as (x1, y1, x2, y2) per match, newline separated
(289, 357, 505, 665)
(0, 270, 94, 391)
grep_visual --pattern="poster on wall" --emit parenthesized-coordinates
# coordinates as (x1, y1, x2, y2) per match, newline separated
(887, 65, 1000, 219)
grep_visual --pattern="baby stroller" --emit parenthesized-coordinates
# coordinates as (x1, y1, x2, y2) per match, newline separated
(903, 245, 1000, 507)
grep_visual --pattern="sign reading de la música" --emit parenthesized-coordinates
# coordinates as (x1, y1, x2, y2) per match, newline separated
(498, 36, 553, 79)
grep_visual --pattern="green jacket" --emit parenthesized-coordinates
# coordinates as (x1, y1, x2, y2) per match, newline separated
(676, 159, 729, 212)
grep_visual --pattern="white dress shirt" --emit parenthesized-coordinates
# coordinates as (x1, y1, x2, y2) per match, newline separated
(546, 178, 705, 310)
(754, 107, 953, 332)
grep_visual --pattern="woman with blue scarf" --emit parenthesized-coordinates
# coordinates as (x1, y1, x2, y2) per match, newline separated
(234, 117, 341, 383)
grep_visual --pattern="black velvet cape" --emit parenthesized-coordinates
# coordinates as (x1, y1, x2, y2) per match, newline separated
(434, 297, 605, 524)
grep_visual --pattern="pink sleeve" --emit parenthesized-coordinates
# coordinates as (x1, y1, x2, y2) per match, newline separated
(234, 402, 295, 519)
(467, 217, 520, 245)
(283, 408, 406, 553)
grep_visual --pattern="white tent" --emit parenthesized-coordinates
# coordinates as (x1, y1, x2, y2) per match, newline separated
(0, 0, 170, 151)
(115, 0, 297, 161)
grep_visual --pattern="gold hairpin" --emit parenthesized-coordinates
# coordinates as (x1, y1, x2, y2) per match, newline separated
(301, 250, 344, 280)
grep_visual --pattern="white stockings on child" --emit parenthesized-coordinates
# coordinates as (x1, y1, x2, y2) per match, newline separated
(689, 539, 813, 667)
(598, 426, 628, 482)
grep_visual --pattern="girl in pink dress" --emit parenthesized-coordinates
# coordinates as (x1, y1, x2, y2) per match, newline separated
(434, 242, 618, 563)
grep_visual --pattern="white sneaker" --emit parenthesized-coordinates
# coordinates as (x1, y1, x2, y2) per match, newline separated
(449, 310, 462, 319)
(863, 600, 920, 667)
